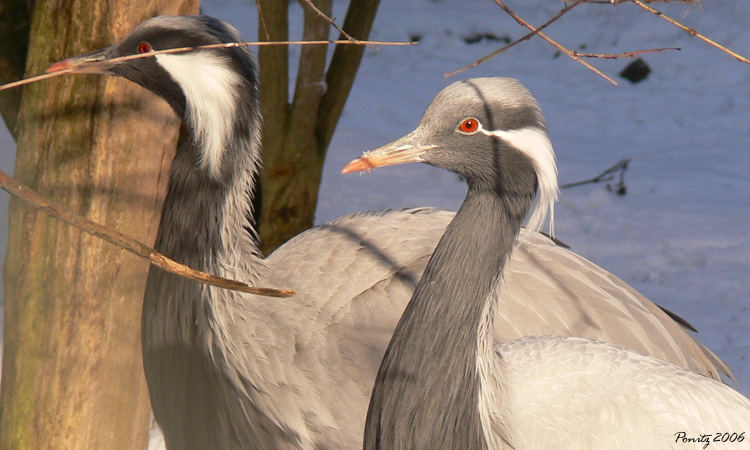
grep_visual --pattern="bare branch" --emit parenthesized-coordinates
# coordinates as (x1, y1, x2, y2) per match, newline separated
(256, 1, 272, 41)
(318, 0, 381, 150)
(0, 71, 66, 91)
(492, 0, 618, 85)
(0, 169, 295, 298)
(606, 0, 700, 4)
(0, 38, 416, 92)
(573, 47, 680, 59)
(631, 0, 749, 64)
(560, 158, 630, 193)
(449, 0, 727, 79)
(447, 0, 585, 77)
(301, 0, 360, 42)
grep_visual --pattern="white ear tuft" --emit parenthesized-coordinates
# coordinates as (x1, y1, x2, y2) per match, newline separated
(156, 52, 241, 179)
(480, 127, 559, 235)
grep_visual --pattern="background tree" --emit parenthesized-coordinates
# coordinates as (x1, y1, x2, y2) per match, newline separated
(0, 0, 30, 138)
(0, 0, 199, 448)
(257, 0, 381, 253)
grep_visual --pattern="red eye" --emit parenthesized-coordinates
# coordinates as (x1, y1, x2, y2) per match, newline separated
(138, 42, 152, 53)
(459, 118, 479, 133)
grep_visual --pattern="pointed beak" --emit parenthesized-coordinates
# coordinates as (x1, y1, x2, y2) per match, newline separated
(46, 47, 115, 74)
(342, 129, 436, 174)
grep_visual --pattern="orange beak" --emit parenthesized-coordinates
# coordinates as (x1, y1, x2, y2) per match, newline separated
(45, 47, 114, 74)
(342, 130, 435, 174)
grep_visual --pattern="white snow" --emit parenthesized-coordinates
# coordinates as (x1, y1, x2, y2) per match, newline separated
(1, 0, 748, 410)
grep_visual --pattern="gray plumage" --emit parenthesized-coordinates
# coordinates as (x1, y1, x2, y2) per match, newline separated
(47, 16, 735, 449)
(368, 191, 524, 450)
(362, 79, 541, 448)
(359, 78, 750, 449)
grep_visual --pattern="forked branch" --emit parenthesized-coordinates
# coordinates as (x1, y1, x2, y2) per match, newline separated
(491, 0, 618, 85)
(631, 0, 749, 64)
(447, 0, 586, 77)
(448, 0, 747, 81)
(560, 158, 631, 193)
(301, 0, 360, 42)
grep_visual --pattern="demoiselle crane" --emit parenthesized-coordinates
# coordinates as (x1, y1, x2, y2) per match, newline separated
(345, 77, 750, 450)
(46, 16, 735, 449)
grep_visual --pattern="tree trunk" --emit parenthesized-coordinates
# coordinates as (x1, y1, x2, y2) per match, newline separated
(257, 0, 381, 254)
(0, 0, 198, 448)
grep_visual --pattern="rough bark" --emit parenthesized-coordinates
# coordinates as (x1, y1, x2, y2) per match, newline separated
(0, 0, 30, 138)
(0, 0, 199, 448)
(257, 0, 381, 253)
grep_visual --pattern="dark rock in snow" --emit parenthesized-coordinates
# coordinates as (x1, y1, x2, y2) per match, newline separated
(620, 58, 651, 83)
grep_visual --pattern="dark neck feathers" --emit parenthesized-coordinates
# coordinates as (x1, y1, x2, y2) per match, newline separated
(365, 182, 533, 449)
(152, 60, 261, 271)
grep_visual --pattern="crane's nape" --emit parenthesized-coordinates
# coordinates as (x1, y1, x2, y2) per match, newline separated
(353, 77, 750, 449)
(45, 15, 739, 449)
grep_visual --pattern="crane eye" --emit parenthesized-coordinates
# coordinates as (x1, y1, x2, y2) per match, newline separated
(459, 118, 480, 134)
(138, 42, 153, 53)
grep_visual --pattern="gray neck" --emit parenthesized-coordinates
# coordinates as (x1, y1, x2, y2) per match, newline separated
(364, 187, 531, 450)
(141, 80, 270, 449)
(153, 86, 262, 274)
(140, 51, 280, 449)
(143, 80, 263, 346)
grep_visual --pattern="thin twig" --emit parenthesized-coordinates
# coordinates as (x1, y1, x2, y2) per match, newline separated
(572, 47, 680, 59)
(0, 169, 295, 298)
(301, 0, 359, 42)
(256, 1, 271, 41)
(631, 0, 749, 63)
(0, 39, 416, 92)
(492, 0, 618, 85)
(447, 0, 585, 77)
(594, 0, 699, 4)
(560, 158, 630, 189)
(0, 71, 70, 91)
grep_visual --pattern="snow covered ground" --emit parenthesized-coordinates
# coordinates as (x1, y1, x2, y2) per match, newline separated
(1, 0, 748, 404)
